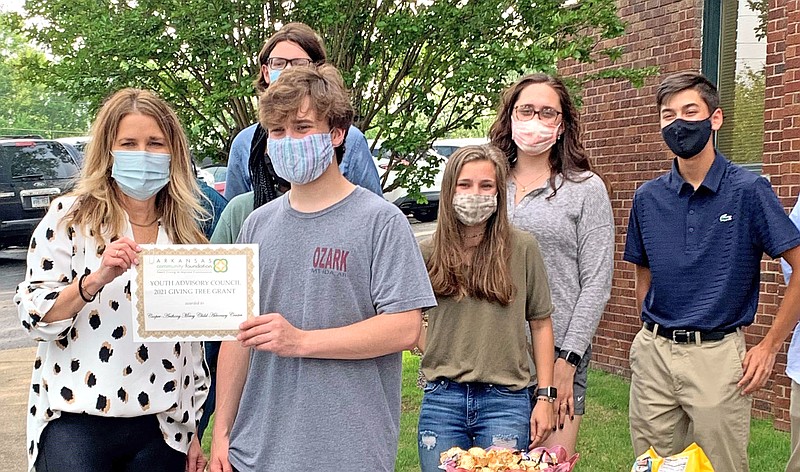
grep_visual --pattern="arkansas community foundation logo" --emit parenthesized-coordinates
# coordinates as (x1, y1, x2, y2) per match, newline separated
(213, 259, 228, 273)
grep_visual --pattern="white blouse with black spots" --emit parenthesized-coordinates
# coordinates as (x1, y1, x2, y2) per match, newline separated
(15, 196, 210, 472)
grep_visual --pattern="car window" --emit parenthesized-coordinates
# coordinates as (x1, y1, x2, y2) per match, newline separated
(0, 142, 80, 180)
(432, 146, 459, 158)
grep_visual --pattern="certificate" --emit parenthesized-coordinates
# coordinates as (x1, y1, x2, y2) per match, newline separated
(131, 244, 259, 342)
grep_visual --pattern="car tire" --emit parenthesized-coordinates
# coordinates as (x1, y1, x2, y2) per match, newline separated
(413, 207, 438, 222)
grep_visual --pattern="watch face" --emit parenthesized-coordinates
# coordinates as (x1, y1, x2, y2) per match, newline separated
(560, 350, 581, 366)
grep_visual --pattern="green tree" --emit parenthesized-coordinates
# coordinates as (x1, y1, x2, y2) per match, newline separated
(21, 0, 649, 194)
(747, 0, 767, 41)
(0, 12, 89, 138)
(724, 66, 765, 164)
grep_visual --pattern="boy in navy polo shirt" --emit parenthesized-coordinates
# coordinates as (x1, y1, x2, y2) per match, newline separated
(624, 71, 800, 471)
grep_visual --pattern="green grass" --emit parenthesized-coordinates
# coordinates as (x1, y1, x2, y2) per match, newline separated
(750, 414, 792, 471)
(203, 353, 791, 471)
(397, 352, 426, 472)
(396, 354, 791, 471)
(570, 368, 633, 470)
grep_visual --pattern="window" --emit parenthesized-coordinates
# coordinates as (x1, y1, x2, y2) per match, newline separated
(0, 142, 80, 180)
(702, 0, 766, 164)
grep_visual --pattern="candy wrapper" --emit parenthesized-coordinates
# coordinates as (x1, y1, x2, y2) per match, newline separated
(439, 445, 579, 471)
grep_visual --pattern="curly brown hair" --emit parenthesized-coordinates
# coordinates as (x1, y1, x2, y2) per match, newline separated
(489, 73, 592, 199)
(259, 64, 353, 162)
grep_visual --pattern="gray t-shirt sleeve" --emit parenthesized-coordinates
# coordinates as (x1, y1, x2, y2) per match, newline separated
(561, 176, 614, 356)
(371, 214, 437, 314)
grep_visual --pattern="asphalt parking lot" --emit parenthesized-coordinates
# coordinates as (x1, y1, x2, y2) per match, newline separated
(0, 248, 32, 351)
(0, 218, 438, 470)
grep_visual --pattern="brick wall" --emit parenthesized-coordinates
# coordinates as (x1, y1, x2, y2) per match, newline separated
(760, 0, 800, 430)
(560, 0, 800, 430)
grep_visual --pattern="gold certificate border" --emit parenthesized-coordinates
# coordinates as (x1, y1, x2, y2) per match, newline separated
(135, 246, 256, 339)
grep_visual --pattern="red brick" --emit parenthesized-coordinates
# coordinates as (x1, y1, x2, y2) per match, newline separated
(556, 0, 798, 431)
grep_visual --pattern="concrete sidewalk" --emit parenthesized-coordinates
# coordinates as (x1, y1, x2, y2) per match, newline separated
(0, 346, 35, 472)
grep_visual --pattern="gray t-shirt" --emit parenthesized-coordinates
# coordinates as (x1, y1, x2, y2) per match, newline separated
(508, 172, 614, 357)
(229, 186, 436, 472)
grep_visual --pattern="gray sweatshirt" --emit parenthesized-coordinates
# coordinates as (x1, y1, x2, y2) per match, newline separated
(508, 172, 614, 357)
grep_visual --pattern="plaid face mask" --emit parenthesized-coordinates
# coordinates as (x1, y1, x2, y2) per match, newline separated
(267, 132, 334, 185)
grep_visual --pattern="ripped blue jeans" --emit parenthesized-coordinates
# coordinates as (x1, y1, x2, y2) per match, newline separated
(417, 379, 531, 472)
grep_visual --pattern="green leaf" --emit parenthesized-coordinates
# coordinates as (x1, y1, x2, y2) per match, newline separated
(20, 0, 646, 172)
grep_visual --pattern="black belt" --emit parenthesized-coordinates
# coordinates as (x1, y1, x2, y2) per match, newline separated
(644, 322, 737, 344)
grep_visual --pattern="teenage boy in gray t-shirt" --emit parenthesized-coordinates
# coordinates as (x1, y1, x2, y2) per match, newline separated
(209, 65, 437, 472)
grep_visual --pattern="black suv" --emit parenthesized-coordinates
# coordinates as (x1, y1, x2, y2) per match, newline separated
(0, 139, 81, 249)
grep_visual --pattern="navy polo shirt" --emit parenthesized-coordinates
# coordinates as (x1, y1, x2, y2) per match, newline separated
(624, 152, 800, 331)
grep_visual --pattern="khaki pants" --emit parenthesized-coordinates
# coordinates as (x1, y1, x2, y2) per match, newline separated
(788, 381, 800, 472)
(629, 326, 751, 472)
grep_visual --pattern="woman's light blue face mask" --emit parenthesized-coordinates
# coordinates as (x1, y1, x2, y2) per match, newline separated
(111, 150, 171, 201)
(269, 69, 282, 83)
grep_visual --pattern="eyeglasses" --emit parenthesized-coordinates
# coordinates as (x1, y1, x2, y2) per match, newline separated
(266, 57, 313, 70)
(513, 105, 563, 125)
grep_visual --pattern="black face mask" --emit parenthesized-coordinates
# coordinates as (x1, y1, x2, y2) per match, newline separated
(661, 118, 713, 159)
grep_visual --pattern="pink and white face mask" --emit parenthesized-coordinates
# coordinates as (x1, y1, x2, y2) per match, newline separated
(511, 116, 560, 156)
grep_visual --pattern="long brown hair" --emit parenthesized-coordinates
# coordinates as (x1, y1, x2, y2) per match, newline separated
(253, 22, 327, 93)
(427, 144, 514, 305)
(489, 73, 592, 199)
(66, 89, 208, 245)
(249, 24, 332, 209)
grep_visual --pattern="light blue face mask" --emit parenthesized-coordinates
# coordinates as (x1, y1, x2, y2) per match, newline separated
(267, 133, 334, 185)
(269, 69, 281, 83)
(111, 150, 171, 201)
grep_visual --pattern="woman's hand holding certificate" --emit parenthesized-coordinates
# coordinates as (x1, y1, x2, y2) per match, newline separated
(131, 244, 259, 341)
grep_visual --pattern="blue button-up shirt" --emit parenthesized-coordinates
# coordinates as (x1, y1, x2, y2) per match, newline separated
(781, 199, 800, 383)
(624, 152, 800, 331)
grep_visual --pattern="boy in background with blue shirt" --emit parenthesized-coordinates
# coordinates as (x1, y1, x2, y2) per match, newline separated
(224, 23, 382, 202)
(624, 71, 800, 471)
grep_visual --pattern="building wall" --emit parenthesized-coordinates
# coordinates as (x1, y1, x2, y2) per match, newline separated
(560, 0, 799, 430)
(761, 0, 800, 430)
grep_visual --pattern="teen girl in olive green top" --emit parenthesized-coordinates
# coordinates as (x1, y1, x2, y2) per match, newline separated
(416, 144, 556, 472)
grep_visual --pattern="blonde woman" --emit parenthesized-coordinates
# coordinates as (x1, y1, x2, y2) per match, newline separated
(15, 89, 209, 472)
(417, 144, 555, 471)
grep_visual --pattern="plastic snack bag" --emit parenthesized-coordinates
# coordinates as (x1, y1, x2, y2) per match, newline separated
(631, 443, 714, 472)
